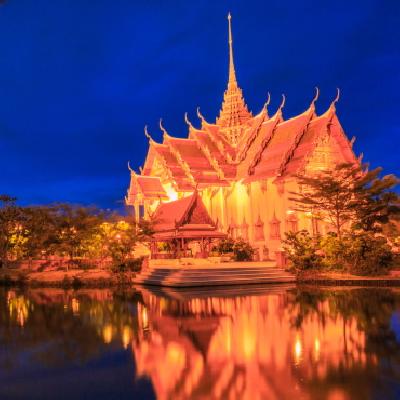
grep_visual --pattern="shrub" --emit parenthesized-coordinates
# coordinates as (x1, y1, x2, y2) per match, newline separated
(72, 276, 83, 289)
(232, 239, 255, 261)
(1, 274, 12, 286)
(112, 257, 143, 273)
(217, 238, 235, 254)
(320, 233, 347, 270)
(344, 232, 394, 275)
(62, 274, 71, 288)
(283, 230, 322, 272)
(16, 273, 28, 287)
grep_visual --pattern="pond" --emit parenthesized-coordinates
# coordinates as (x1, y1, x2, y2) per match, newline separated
(0, 285, 400, 399)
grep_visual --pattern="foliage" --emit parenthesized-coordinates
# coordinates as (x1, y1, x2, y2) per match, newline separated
(344, 232, 394, 275)
(283, 230, 322, 272)
(157, 242, 172, 252)
(111, 257, 144, 274)
(232, 239, 255, 261)
(290, 163, 400, 238)
(286, 163, 399, 275)
(284, 230, 395, 276)
(216, 238, 235, 254)
(0, 196, 149, 271)
(0, 195, 24, 266)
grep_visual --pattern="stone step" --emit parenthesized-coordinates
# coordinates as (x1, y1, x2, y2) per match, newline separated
(137, 270, 290, 278)
(136, 278, 295, 288)
(134, 275, 295, 287)
(138, 268, 288, 276)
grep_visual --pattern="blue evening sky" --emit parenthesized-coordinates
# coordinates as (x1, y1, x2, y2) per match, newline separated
(0, 0, 399, 209)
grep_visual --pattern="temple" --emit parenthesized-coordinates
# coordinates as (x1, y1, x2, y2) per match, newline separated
(126, 14, 358, 260)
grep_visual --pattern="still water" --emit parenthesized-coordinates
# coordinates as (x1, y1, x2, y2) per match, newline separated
(0, 285, 400, 400)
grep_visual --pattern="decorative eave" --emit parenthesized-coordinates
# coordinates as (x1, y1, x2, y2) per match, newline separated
(276, 99, 317, 177)
(246, 109, 283, 176)
(236, 95, 271, 162)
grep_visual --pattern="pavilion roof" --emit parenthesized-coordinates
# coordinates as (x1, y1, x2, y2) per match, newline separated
(151, 191, 226, 239)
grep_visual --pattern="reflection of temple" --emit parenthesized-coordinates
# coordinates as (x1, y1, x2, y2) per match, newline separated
(126, 14, 358, 258)
(133, 288, 376, 400)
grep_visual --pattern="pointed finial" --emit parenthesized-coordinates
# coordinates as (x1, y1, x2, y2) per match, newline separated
(159, 118, 169, 138)
(144, 125, 154, 142)
(127, 161, 135, 173)
(197, 106, 205, 122)
(264, 92, 271, 112)
(227, 12, 237, 86)
(333, 87, 340, 104)
(312, 87, 319, 105)
(329, 88, 340, 113)
(184, 112, 194, 129)
(279, 94, 286, 110)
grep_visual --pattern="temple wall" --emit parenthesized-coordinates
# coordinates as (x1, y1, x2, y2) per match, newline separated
(197, 178, 317, 260)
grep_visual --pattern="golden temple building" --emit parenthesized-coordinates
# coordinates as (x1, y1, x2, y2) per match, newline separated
(126, 14, 358, 260)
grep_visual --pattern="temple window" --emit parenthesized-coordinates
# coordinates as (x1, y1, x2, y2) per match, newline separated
(269, 214, 281, 240)
(228, 220, 237, 238)
(254, 216, 264, 241)
(286, 212, 298, 233)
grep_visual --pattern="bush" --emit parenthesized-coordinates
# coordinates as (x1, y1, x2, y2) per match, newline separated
(232, 239, 255, 261)
(61, 274, 71, 288)
(16, 273, 28, 287)
(1, 274, 12, 286)
(112, 257, 144, 273)
(319, 233, 347, 270)
(283, 230, 322, 272)
(344, 232, 394, 275)
(74, 260, 96, 270)
(217, 238, 235, 254)
(72, 276, 83, 289)
(284, 229, 395, 276)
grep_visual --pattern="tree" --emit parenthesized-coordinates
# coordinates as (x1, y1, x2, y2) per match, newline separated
(0, 195, 23, 266)
(290, 163, 399, 239)
(22, 206, 58, 267)
(48, 204, 104, 270)
(352, 168, 400, 232)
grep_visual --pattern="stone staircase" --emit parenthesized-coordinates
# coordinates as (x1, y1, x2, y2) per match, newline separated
(133, 266, 296, 287)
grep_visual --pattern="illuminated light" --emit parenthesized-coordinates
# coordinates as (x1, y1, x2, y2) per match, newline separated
(71, 298, 80, 315)
(164, 183, 178, 202)
(294, 337, 302, 363)
(102, 324, 113, 344)
(166, 342, 185, 368)
(122, 326, 132, 349)
(314, 338, 321, 360)
(142, 307, 149, 330)
(286, 209, 294, 215)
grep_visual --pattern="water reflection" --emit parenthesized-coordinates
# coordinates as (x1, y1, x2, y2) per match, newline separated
(0, 286, 400, 399)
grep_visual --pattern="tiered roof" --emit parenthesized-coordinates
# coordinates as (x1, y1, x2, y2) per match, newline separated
(126, 169, 168, 204)
(127, 15, 358, 204)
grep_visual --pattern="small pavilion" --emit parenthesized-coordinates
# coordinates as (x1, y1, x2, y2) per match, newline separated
(150, 191, 226, 259)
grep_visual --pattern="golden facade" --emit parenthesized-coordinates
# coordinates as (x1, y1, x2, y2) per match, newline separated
(126, 15, 358, 259)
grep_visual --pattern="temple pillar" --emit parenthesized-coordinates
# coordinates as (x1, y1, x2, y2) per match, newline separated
(134, 201, 140, 223)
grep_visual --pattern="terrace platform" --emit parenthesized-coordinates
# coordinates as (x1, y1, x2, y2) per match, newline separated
(133, 261, 296, 287)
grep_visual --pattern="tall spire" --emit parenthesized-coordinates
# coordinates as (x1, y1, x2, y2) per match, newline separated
(227, 13, 237, 86)
(216, 13, 252, 147)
